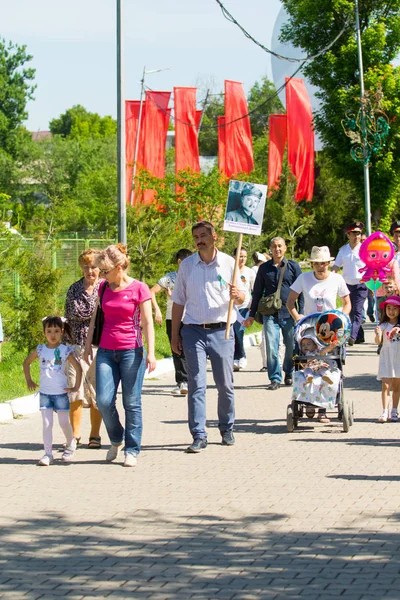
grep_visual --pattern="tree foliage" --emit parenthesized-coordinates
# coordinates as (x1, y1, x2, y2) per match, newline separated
(50, 105, 117, 139)
(280, 0, 400, 226)
(0, 38, 36, 157)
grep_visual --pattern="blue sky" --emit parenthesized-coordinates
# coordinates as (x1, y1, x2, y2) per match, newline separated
(1, 0, 284, 131)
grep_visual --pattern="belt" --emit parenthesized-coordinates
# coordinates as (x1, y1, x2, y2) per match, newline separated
(188, 322, 227, 330)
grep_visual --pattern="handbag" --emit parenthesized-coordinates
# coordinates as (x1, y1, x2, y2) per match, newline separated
(92, 283, 108, 347)
(257, 261, 287, 316)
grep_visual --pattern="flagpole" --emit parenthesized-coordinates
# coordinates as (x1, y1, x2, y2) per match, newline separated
(130, 66, 146, 206)
(355, 0, 371, 236)
(130, 67, 171, 206)
(116, 0, 126, 243)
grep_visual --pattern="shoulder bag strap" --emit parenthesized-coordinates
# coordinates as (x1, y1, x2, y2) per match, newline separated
(99, 282, 108, 308)
(275, 261, 287, 297)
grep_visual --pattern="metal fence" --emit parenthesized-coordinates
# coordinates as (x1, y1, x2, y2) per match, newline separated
(0, 235, 116, 308)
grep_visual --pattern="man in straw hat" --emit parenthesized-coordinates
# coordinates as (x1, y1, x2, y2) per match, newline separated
(390, 220, 400, 267)
(332, 221, 367, 345)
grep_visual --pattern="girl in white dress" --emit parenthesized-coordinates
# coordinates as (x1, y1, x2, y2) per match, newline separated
(375, 296, 400, 423)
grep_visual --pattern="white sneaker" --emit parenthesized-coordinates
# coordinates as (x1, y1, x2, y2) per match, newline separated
(379, 409, 389, 423)
(171, 385, 182, 396)
(106, 444, 121, 461)
(38, 454, 54, 466)
(61, 438, 77, 462)
(391, 409, 399, 422)
(238, 357, 247, 369)
(233, 360, 240, 371)
(124, 454, 137, 467)
(180, 383, 188, 395)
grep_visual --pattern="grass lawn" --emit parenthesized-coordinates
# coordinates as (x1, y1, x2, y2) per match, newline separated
(0, 321, 262, 403)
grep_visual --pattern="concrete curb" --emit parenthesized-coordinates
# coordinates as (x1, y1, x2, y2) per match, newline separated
(1, 332, 262, 419)
(0, 402, 14, 422)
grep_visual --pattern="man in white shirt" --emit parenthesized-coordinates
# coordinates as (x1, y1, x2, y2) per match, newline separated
(390, 220, 400, 267)
(232, 247, 256, 371)
(332, 221, 367, 345)
(171, 221, 245, 453)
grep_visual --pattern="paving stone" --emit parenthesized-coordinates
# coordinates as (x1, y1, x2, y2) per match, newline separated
(1, 329, 400, 598)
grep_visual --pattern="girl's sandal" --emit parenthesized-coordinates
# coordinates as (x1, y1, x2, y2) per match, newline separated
(88, 437, 102, 449)
(318, 415, 330, 424)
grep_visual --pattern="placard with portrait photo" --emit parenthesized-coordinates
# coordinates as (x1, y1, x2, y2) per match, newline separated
(223, 180, 267, 236)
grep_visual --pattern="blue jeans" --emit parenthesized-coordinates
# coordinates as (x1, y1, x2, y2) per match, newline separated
(39, 393, 69, 411)
(233, 308, 248, 360)
(181, 324, 235, 440)
(96, 347, 146, 456)
(263, 314, 295, 383)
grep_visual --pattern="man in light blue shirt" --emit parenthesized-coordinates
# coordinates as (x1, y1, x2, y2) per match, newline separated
(171, 221, 245, 453)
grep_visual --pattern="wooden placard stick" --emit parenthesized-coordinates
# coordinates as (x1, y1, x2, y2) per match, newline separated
(225, 233, 243, 340)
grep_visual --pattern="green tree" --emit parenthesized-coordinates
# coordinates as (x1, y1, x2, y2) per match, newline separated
(50, 105, 117, 139)
(0, 39, 36, 157)
(280, 0, 400, 226)
(247, 76, 285, 138)
(17, 134, 118, 235)
(198, 93, 224, 156)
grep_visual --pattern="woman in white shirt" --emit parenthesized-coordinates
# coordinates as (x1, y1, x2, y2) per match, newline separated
(286, 246, 351, 424)
(287, 246, 351, 320)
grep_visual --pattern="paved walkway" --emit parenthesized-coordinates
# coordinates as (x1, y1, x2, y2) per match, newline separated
(1, 324, 400, 599)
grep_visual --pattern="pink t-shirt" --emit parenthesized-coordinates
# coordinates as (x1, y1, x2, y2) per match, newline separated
(99, 280, 151, 350)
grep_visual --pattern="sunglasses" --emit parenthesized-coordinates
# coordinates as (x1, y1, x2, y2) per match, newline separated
(350, 231, 362, 235)
(99, 267, 115, 276)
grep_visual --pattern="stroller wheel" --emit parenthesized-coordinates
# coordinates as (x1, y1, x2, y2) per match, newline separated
(287, 404, 294, 432)
(342, 393, 350, 433)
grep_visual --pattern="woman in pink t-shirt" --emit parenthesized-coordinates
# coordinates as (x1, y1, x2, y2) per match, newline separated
(84, 244, 156, 467)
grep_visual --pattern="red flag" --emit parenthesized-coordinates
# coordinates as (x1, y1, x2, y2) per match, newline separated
(224, 80, 254, 177)
(286, 78, 315, 202)
(125, 100, 146, 205)
(141, 91, 171, 204)
(218, 116, 226, 175)
(174, 87, 200, 174)
(268, 114, 287, 196)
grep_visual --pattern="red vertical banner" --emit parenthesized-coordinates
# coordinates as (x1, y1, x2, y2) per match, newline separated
(141, 91, 171, 204)
(268, 114, 287, 196)
(218, 116, 226, 175)
(125, 100, 146, 205)
(286, 77, 315, 202)
(174, 87, 200, 174)
(224, 80, 254, 177)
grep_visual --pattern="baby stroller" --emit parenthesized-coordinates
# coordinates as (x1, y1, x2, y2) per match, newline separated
(286, 312, 354, 433)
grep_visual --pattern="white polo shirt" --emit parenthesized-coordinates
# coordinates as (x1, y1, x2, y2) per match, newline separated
(172, 250, 243, 325)
(333, 243, 364, 285)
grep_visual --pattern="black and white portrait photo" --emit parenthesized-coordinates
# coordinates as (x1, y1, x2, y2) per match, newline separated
(224, 180, 267, 236)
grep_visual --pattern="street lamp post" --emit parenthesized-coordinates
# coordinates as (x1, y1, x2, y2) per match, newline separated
(354, 0, 371, 235)
(116, 0, 126, 244)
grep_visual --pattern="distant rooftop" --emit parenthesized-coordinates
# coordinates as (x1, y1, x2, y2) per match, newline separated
(31, 131, 51, 141)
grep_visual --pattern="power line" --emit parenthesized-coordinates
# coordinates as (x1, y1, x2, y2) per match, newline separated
(143, 64, 303, 130)
(214, 0, 350, 63)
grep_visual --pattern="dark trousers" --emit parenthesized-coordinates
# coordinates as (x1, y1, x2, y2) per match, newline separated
(233, 308, 248, 360)
(347, 283, 368, 341)
(166, 320, 188, 385)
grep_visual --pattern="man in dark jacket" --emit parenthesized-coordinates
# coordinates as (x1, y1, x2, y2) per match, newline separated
(244, 237, 304, 390)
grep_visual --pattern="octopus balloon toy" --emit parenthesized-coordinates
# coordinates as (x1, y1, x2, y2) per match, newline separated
(358, 231, 394, 284)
